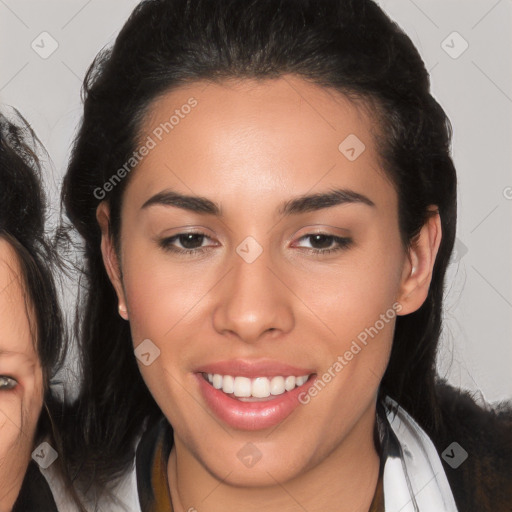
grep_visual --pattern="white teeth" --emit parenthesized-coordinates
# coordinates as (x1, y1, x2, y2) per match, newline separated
(251, 377, 271, 398)
(285, 376, 296, 391)
(233, 376, 252, 397)
(270, 376, 285, 395)
(296, 375, 308, 386)
(222, 375, 234, 394)
(212, 374, 223, 389)
(204, 373, 310, 398)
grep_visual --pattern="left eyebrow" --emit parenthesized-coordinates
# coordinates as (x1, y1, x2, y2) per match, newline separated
(278, 188, 375, 216)
(141, 187, 375, 217)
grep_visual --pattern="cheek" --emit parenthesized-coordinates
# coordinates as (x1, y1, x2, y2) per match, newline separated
(0, 409, 26, 497)
(292, 231, 404, 343)
(120, 246, 204, 408)
(122, 250, 206, 344)
(121, 253, 200, 427)
(0, 394, 24, 455)
(0, 383, 42, 479)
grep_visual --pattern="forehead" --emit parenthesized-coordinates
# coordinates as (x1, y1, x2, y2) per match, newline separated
(128, 75, 394, 212)
(0, 238, 38, 363)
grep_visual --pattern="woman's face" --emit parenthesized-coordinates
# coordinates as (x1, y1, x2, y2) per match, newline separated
(0, 239, 44, 510)
(100, 76, 439, 487)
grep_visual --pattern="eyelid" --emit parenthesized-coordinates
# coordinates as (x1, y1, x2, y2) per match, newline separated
(157, 226, 215, 241)
(290, 224, 351, 238)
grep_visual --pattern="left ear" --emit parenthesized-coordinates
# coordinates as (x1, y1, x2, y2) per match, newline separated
(396, 206, 442, 315)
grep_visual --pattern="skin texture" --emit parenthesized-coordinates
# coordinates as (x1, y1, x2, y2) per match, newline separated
(98, 76, 442, 512)
(0, 239, 44, 512)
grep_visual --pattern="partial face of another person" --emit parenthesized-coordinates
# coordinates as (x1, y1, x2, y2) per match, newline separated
(0, 239, 44, 512)
(100, 76, 440, 488)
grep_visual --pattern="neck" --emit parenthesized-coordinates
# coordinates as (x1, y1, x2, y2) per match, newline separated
(167, 403, 380, 512)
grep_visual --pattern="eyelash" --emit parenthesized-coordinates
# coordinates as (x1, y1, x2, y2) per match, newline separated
(0, 376, 18, 391)
(158, 231, 353, 257)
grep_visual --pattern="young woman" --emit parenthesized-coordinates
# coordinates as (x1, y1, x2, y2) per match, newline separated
(60, 0, 512, 510)
(0, 110, 70, 511)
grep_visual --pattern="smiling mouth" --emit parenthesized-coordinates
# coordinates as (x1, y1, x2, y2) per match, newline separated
(201, 372, 314, 402)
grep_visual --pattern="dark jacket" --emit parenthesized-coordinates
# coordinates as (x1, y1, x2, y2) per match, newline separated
(432, 382, 512, 512)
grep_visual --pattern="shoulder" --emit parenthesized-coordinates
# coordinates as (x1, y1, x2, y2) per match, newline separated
(431, 380, 512, 512)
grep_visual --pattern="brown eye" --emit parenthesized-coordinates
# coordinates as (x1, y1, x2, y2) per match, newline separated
(294, 233, 353, 255)
(158, 230, 216, 256)
(0, 376, 18, 391)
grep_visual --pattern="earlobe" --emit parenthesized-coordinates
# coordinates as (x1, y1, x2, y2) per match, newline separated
(118, 303, 129, 321)
(96, 202, 128, 320)
(397, 208, 442, 315)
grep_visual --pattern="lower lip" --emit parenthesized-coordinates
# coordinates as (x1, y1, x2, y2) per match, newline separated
(195, 373, 315, 431)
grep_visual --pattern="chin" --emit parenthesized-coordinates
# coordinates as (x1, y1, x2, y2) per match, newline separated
(191, 437, 319, 488)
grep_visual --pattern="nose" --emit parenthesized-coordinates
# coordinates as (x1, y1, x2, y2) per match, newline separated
(212, 244, 294, 344)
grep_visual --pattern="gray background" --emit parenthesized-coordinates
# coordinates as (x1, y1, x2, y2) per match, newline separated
(1, 0, 511, 402)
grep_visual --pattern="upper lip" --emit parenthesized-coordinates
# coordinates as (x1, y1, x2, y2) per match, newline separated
(194, 359, 315, 378)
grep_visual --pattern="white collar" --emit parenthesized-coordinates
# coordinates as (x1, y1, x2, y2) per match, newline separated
(380, 396, 459, 512)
